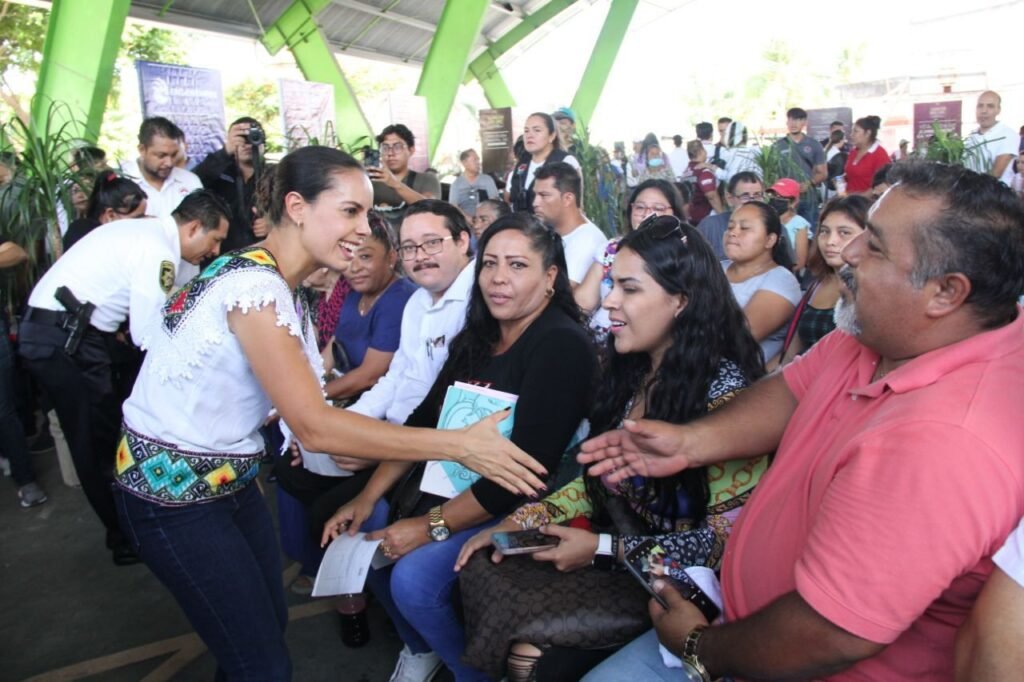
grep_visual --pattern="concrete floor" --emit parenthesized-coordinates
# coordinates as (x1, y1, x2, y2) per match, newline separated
(0, 448, 443, 682)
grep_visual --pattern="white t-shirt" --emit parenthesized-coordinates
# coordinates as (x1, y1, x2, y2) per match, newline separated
(561, 220, 607, 284)
(994, 516, 1024, 588)
(965, 122, 1020, 186)
(505, 154, 581, 195)
(668, 147, 689, 179)
(121, 159, 203, 219)
(28, 216, 181, 342)
(124, 256, 322, 454)
(722, 261, 802, 363)
(348, 261, 474, 425)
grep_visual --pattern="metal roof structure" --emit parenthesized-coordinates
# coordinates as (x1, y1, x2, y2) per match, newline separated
(124, 0, 583, 67)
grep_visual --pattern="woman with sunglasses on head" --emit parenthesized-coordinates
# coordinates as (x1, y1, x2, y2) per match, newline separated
(324, 211, 415, 403)
(506, 113, 581, 212)
(777, 195, 871, 367)
(575, 179, 686, 336)
(722, 201, 802, 367)
(63, 172, 148, 251)
(322, 213, 597, 682)
(455, 217, 767, 682)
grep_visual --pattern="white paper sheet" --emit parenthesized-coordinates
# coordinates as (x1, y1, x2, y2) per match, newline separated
(312, 532, 382, 597)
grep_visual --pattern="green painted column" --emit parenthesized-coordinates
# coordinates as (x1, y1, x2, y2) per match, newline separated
(261, 0, 373, 148)
(466, 49, 515, 109)
(570, 0, 638, 128)
(32, 0, 130, 140)
(415, 0, 490, 159)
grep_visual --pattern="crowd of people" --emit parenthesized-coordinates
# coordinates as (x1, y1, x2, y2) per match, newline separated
(1, 88, 1024, 682)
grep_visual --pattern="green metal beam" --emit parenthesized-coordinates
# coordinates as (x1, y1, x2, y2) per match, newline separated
(570, 0, 638, 128)
(32, 0, 131, 141)
(461, 0, 578, 87)
(260, 0, 373, 148)
(415, 0, 490, 160)
(466, 49, 515, 109)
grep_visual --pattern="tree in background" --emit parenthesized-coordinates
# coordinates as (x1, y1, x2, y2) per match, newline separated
(225, 79, 284, 153)
(0, 2, 48, 124)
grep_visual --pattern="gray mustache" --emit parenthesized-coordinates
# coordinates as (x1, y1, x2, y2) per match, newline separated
(838, 266, 857, 294)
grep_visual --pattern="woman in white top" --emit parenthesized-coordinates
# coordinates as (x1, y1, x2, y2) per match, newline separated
(722, 201, 802, 366)
(505, 112, 580, 212)
(113, 147, 546, 680)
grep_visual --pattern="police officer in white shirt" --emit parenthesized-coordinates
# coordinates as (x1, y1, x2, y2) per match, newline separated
(121, 117, 203, 220)
(18, 190, 229, 565)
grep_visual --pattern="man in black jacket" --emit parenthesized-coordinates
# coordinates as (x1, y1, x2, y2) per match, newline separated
(194, 116, 267, 252)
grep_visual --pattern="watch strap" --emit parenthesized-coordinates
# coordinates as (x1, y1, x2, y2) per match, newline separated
(682, 625, 711, 682)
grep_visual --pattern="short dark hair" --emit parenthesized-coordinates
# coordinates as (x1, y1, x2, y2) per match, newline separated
(376, 124, 415, 149)
(830, 120, 844, 128)
(786, 107, 808, 121)
(889, 161, 1024, 328)
(459, 149, 477, 163)
(231, 116, 261, 129)
(686, 140, 704, 160)
(672, 134, 683, 147)
(717, 117, 733, 126)
(172, 189, 231, 231)
(139, 117, 183, 147)
(727, 171, 763, 194)
(695, 122, 713, 140)
(534, 162, 581, 207)
(478, 198, 511, 219)
(73, 146, 106, 169)
(402, 199, 473, 255)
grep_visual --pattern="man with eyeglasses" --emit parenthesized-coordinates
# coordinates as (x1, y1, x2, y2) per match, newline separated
(370, 124, 441, 229)
(695, 171, 764, 261)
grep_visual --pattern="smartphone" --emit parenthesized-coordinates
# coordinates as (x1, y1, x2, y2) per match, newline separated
(492, 529, 559, 555)
(623, 540, 720, 622)
(363, 148, 380, 168)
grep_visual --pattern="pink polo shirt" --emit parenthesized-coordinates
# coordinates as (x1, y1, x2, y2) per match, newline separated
(722, 316, 1024, 681)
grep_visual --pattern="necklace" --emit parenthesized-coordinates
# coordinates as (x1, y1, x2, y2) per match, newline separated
(357, 276, 396, 316)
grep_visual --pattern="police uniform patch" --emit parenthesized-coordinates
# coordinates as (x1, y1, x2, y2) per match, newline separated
(159, 261, 176, 294)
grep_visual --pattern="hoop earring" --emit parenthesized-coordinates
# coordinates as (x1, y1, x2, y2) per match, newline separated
(545, 287, 554, 298)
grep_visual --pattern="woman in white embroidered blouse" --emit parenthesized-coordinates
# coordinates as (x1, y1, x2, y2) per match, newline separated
(113, 147, 547, 680)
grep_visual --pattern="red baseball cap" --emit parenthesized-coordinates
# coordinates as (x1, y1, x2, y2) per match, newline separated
(769, 178, 801, 199)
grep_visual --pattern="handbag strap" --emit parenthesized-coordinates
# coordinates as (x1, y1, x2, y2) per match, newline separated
(781, 281, 818, 357)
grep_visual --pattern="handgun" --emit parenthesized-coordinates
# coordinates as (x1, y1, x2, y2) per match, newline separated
(54, 286, 96, 355)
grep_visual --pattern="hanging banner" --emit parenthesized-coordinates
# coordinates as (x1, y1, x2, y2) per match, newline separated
(479, 107, 513, 176)
(280, 79, 336, 150)
(806, 107, 853, 144)
(913, 101, 962, 145)
(136, 60, 225, 168)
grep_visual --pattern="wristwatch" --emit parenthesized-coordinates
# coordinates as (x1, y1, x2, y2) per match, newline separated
(682, 625, 712, 682)
(427, 506, 451, 542)
(592, 533, 619, 571)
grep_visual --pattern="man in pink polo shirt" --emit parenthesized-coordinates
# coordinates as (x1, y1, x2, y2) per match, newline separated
(578, 161, 1024, 681)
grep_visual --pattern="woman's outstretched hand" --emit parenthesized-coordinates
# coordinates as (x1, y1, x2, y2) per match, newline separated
(459, 410, 547, 496)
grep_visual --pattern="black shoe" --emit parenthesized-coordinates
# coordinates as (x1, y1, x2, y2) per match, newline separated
(112, 543, 141, 566)
(28, 429, 55, 453)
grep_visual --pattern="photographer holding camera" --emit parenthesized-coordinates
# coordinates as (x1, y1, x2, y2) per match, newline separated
(195, 116, 268, 253)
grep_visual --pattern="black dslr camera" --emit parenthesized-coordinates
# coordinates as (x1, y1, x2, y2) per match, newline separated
(245, 124, 265, 146)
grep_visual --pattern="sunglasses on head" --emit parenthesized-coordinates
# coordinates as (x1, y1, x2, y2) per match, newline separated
(636, 214, 688, 245)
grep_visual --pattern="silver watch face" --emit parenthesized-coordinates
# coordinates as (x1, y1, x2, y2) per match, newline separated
(429, 525, 451, 542)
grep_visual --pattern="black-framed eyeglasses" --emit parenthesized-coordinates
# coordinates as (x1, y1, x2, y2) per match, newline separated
(637, 214, 688, 244)
(399, 235, 453, 261)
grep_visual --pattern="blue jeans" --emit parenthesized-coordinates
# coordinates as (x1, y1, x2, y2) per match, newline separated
(115, 484, 291, 681)
(797, 195, 820, 231)
(581, 629, 679, 682)
(0, 320, 33, 486)
(362, 499, 496, 682)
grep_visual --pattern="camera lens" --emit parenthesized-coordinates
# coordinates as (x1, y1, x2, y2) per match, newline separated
(246, 126, 265, 146)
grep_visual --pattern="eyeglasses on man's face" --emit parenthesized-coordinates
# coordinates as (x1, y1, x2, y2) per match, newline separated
(399, 235, 453, 261)
(380, 142, 408, 155)
(732, 191, 764, 202)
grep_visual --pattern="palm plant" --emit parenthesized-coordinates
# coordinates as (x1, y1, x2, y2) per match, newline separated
(573, 124, 624, 237)
(0, 101, 86, 263)
(922, 121, 990, 169)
